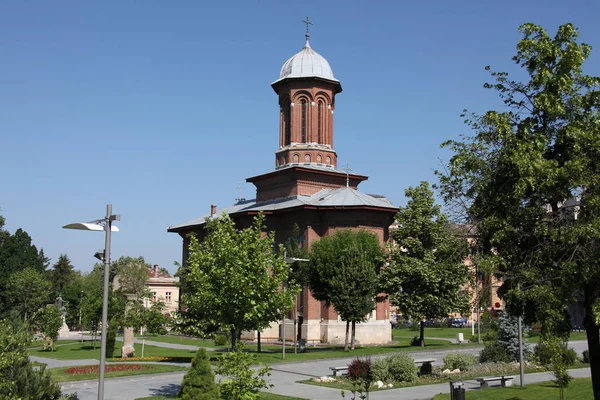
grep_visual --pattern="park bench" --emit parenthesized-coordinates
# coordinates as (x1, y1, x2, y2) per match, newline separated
(329, 366, 349, 376)
(476, 375, 514, 388)
(414, 358, 436, 365)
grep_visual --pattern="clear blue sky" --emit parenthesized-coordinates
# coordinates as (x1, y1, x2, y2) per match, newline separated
(2, 1, 599, 274)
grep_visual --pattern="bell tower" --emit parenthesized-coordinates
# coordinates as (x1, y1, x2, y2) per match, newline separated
(271, 25, 342, 169)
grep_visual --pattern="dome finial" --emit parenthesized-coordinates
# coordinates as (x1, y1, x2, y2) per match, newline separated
(301, 16, 313, 47)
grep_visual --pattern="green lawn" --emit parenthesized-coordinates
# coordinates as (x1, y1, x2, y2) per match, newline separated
(392, 327, 588, 342)
(433, 377, 593, 399)
(49, 363, 188, 382)
(134, 393, 307, 400)
(211, 338, 461, 364)
(141, 334, 216, 348)
(27, 341, 196, 361)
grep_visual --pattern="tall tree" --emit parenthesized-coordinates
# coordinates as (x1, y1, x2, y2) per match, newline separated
(50, 254, 75, 294)
(182, 212, 298, 349)
(309, 229, 385, 351)
(380, 182, 470, 346)
(5, 267, 52, 321)
(437, 23, 600, 397)
(113, 256, 151, 299)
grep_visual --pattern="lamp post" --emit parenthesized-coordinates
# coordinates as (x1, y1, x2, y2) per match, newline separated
(63, 204, 120, 400)
(282, 252, 309, 359)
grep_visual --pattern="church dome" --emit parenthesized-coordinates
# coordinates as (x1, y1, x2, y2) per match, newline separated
(275, 39, 339, 83)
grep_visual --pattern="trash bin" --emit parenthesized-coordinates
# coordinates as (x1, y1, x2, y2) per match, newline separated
(449, 381, 465, 400)
(299, 339, 306, 353)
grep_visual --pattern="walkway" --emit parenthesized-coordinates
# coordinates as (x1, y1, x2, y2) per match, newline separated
(53, 340, 589, 400)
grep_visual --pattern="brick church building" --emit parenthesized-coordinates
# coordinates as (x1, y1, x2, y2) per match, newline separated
(168, 30, 399, 345)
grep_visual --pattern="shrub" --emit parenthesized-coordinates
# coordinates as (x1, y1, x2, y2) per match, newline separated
(179, 348, 219, 400)
(443, 352, 477, 372)
(534, 340, 578, 367)
(215, 343, 272, 400)
(409, 321, 420, 331)
(479, 342, 510, 363)
(371, 358, 391, 382)
(214, 334, 228, 347)
(497, 312, 531, 362)
(419, 361, 433, 376)
(105, 322, 117, 359)
(583, 350, 590, 364)
(410, 336, 422, 346)
(386, 353, 417, 383)
(347, 357, 372, 382)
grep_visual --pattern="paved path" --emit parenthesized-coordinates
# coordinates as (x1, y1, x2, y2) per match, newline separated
(56, 340, 590, 400)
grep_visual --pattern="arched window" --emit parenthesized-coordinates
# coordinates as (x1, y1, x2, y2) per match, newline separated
(326, 156, 331, 165)
(318, 101, 324, 143)
(304, 154, 311, 163)
(317, 154, 322, 164)
(293, 154, 299, 163)
(284, 103, 291, 145)
(301, 99, 307, 143)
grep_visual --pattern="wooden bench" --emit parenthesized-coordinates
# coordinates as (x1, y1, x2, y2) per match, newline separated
(414, 358, 436, 365)
(329, 366, 349, 376)
(476, 375, 515, 388)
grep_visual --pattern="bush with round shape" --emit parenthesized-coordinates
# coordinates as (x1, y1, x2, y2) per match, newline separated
(583, 350, 590, 364)
(534, 340, 578, 367)
(214, 334, 228, 347)
(179, 348, 219, 400)
(479, 342, 510, 363)
(370, 358, 391, 382)
(443, 352, 477, 372)
(386, 353, 417, 383)
(419, 361, 433, 375)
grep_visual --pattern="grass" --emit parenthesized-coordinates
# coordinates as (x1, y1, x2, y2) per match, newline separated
(432, 377, 593, 399)
(392, 327, 588, 342)
(141, 334, 216, 348)
(48, 363, 188, 382)
(134, 394, 307, 400)
(209, 338, 461, 364)
(26, 341, 196, 361)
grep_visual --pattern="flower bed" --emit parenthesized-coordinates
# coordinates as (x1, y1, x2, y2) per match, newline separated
(64, 364, 151, 375)
(109, 356, 193, 363)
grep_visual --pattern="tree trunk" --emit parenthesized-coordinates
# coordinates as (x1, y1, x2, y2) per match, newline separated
(257, 331, 261, 353)
(351, 321, 356, 350)
(420, 321, 425, 347)
(584, 294, 600, 399)
(344, 320, 350, 351)
(231, 328, 237, 351)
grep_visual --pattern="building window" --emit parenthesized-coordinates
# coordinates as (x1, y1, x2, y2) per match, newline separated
(318, 101, 323, 143)
(166, 292, 172, 303)
(284, 103, 291, 145)
(304, 154, 311, 163)
(301, 99, 307, 143)
(152, 292, 157, 302)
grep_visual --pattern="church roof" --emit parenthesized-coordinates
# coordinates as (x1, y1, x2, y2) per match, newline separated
(167, 187, 397, 232)
(272, 38, 338, 85)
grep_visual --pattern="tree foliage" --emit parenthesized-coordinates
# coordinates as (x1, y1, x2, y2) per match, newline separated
(179, 348, 219, 400)
(113, 256, 151, 299)
(496, 311, 531, 362)
(215, 343, 272, 400)
(380, 181, 470, 346)
(50, 254, 76, 295)
(5, 267, 52, 321)
(437, 23, 600, 397)
(0, 319, 65, 399)
(35, 305, 63, 351)
(182, 213, 298, 348)
(309, 229, 385, 350)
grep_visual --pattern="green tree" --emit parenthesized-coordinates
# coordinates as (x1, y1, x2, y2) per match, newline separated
(50, 254, 76, 295)
(437, 23, 600, 397)
(126, 300, 168, 357)
(5, 267, 52, 321)
(309, 229, 385, 350)
(215, 343, 272, 400)
(35, 305, 63, 352)
(0, 221, 48, 315)
(178, 348, 219, 400)
(0, 318, 64, 399)
(380, 182, 470, 347)
(182, 212, 298, 349)
(113, 256, 151, 299)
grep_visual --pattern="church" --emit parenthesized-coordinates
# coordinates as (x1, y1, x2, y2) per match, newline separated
(168, 26, 399, 345)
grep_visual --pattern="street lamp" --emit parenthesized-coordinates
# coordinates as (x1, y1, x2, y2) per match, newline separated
(282, 252, 309, 359)
(63, 204, 120, 400)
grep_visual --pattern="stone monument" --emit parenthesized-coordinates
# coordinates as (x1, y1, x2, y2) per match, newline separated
(56, 296, 72, 338)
